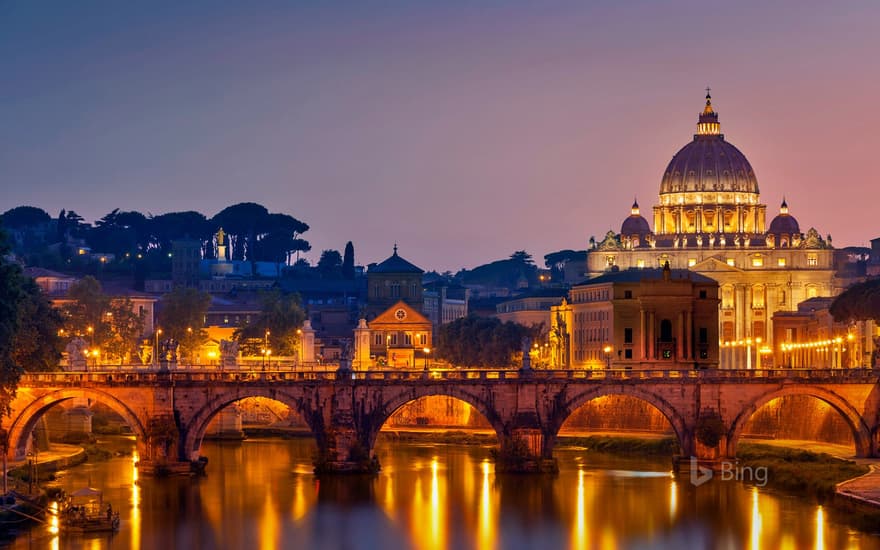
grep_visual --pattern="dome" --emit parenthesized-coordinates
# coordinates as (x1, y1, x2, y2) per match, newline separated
(621, 199, 650, 235)
(768, 199, 800, 235)
(659, 93, 759, 198)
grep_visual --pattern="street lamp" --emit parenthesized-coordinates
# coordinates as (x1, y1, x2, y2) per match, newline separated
(603, 345, 612, 369)
(423, 347, 431, 371)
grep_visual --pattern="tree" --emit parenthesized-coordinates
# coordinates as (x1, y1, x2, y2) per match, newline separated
(89, 208, 150, 258)
(11, 278, 64, 371)
(317, 249, 343, 279)
(61, 276, 144, 363)
(544, 249, 587, 281)
(62, 276, 111, 346)
(235, 290, 306, 357)
(509, 250, 534, 265)
(158, 287, 211, 362)
(435, 315, 537, 367)
(0, 224, 26, 414)
(342, 241, 355, 279)
(830, 278, 880, 323)
(211, 202, 270, 261)
(103, 297, 145, 363)
(1, 206, 51, 228)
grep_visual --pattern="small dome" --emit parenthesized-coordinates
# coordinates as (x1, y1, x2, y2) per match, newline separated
(768, 200, 800, 235)
(621, 214, 651, 235)
(621, 199, 651, 236)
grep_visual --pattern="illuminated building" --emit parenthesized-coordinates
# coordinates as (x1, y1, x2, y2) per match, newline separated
(585, 92, 835, 356)
(550, 265, 719, 369)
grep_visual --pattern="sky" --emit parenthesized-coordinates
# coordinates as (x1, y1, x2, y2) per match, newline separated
(2, 1, 879, 273)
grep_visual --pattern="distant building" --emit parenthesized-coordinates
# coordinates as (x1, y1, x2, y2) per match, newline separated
(869, 237, 880, 277)
(772, 297, 877, 369)
(423, 284, 469, 326)
(172, 239, 202, 289)
(24, 267, 77, 296)
(495, 289, 568, 335)
(366, 246, 424, 318)
(550, 267, 719, 370)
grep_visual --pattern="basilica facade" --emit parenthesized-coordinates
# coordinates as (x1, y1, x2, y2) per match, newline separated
(584, 93, 834, 355)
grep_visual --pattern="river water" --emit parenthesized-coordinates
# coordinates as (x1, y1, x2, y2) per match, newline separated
(4, 436, 880, 549)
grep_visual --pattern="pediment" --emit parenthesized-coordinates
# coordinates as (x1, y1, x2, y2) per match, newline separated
(369, 300, 431, 326)
(691, 256, 743, 273)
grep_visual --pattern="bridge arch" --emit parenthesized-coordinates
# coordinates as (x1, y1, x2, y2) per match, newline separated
(549, 385, 691, 455)
(727, 386, 872, 458)
(182, 388, 317, 461)
(6, 389, 148, 460)
(366, 386, 506, 450)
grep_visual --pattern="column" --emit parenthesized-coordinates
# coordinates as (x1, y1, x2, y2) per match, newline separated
(686, 310, 693, 360)
(639, 309, 647, 360)
(735, 285, 746, 340)
(647, 312, 655, 360)
(677, 312, 685, 360)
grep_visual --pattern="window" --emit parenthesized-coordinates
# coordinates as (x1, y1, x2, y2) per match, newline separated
(751, 286, 764, 309)
(624, 290, 633, 299)
(751, 256, 763, 267)
(374, 333, 384, 346)
(624, 328, 633, 344)
(404, 333, 412, 345)
(726, 258, 735, 267)
(624, 349, 633, 359)
(390, 333, 399, 345)
(807, 255, 818, 266)
(636, 259, 645, 268)
(777, 257, 786, 267)
(688, 258, 697, 267)
(699, 327, 708, 345)
(722, 286, 734, 309)
(605, 255, 616, 267)
(660, 319, 673, 342)
(391, 282, 400, 298)
(699, 290, 707, 299)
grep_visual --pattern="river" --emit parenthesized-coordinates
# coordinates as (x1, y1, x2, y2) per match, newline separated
(3, 436, 879, 549)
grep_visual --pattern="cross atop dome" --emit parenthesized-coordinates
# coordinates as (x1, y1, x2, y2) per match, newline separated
(697, 88, 721, 135)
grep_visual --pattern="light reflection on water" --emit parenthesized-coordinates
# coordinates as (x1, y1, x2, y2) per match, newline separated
(5, 437, 880, 550)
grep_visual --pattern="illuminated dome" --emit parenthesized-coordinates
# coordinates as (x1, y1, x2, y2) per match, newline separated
(658, 92, 759, 201)
(621, 199, 650, 235)
(768, 199, 800, 235)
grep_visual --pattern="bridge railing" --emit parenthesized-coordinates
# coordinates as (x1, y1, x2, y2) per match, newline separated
(19, 367, 880, 385)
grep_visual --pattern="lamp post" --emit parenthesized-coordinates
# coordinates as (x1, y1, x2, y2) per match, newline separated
(154, 328, 162, 368)
(422, 347, 431, 371)
(603, 345, 612, 369)
(263, 330, 270, 371)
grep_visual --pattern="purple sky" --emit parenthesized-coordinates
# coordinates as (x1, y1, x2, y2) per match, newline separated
(2, 1, 879, 272)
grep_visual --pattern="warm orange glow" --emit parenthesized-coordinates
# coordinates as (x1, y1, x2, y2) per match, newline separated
(477, 460, 494, 550)
(131, 451, 141, 549)
(750, 487, 762, 550)
(815, 506, 825, 550)
(574, 468, 587, 550)
(260, 493, 280, 550)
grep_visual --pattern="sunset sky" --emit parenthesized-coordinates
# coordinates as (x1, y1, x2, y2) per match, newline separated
(2, 1, 878, 272)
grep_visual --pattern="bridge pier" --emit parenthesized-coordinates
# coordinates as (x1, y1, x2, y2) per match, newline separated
(136, 415, 192, 476)
(495, 428, 558, 474)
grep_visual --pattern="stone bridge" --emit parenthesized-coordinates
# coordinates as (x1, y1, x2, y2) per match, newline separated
(4, 367, 880, 474)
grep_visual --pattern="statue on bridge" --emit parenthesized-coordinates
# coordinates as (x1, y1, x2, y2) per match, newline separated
(219, 339, 239, 369)
(65, 337, 88, 371)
